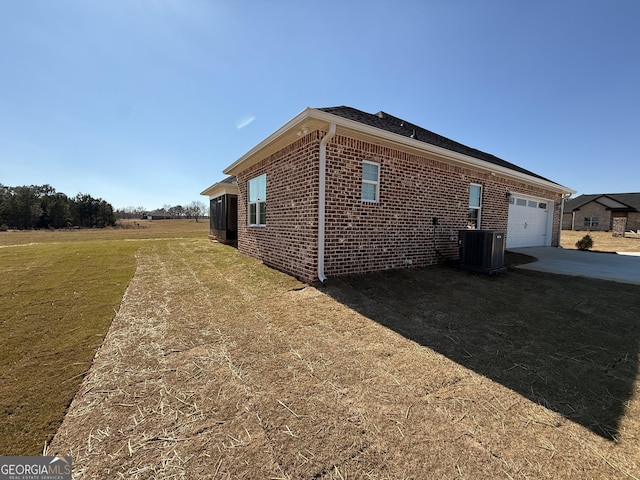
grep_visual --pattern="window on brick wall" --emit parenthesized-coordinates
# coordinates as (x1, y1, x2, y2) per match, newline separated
(248, 174, 266, 226)
(583, 216, 598, 228)
(467, 183, 482, 229)
(362, 160, 380, 202)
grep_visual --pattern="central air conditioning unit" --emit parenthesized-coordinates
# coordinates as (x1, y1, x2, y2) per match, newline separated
(458, 230, 507, 274)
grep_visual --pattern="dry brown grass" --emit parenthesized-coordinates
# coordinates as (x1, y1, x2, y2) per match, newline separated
(0, 219, 208, 456)
(48, 239, 640, 479)
(0, 218, 207, 246)
(561, 230, 640, 253)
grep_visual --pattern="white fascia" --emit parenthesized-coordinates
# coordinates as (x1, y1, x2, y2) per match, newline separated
(307, 110, 575, 196)
(224, 107, 574, 196)
(200, 181, 239, 199)
(223, 108, 317, 176)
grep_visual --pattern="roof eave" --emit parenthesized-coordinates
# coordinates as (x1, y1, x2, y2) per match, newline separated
(200, 182, 238, 198)
(223, 108, 575, 195)
(223, 107, 317, 176)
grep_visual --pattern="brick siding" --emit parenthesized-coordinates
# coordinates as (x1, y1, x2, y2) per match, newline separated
(237, 130, 563, 283)
(564, 205, 640, 232)
(563, 202, 611, 231)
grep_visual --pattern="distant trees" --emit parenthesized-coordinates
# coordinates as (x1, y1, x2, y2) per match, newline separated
(116, 200, 207, 221)
(0, 184, 116, 230)
(186, 200, 206, 222)
(169, 205, 185, 218)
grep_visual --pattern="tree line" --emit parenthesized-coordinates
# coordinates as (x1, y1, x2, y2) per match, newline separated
(116, 201, 207, 221)
(0, 184, 116, 230)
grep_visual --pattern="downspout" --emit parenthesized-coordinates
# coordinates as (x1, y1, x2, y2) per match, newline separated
(317, 123, 336, 283)
(558, 193, 571, 247)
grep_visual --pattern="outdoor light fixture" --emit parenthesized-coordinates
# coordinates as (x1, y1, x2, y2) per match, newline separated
(506, 192, 512, 201)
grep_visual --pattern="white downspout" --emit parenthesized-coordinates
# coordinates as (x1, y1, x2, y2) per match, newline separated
(318, 123, 336, 283)
(558, 193, 571, 248)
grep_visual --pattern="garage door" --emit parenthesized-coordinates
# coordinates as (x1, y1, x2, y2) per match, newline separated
(507, 195, 553, 248)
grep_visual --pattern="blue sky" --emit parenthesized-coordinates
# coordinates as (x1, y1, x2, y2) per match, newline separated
(1, 0, 638, 210)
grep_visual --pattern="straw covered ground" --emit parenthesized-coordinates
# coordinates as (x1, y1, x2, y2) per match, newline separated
(47, 236, 640, 479)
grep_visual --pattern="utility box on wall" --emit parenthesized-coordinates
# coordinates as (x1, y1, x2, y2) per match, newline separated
(458, 230, 506, 274)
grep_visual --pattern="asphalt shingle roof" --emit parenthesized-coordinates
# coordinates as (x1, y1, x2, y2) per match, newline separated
(565, 193, 640, 212)
(317, 106, 555, 184)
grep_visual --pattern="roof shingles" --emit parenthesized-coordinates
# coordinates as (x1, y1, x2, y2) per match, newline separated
(565, 193, 640, 212)
(318, 106, 554, 184)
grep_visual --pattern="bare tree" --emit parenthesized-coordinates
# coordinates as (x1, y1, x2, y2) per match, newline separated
(187, 200, 206, 222)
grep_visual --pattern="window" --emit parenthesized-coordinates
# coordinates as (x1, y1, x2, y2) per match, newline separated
(467, 183, 482, 229)
(528, 200, 538, 208)
(361, 160, 380, 202)
(584, 216, 599, 228)
(248, 174, 266, 226)
(516, 198, 527, 206)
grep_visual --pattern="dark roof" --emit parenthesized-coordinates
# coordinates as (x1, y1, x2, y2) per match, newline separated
(220, 175, 237, 186)
(565, 193, 640, 212)
(317, 106, 555, 184)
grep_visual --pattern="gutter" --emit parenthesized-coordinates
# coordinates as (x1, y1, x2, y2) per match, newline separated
(317, 123, 336, 283)
(224, 108, 574, 196)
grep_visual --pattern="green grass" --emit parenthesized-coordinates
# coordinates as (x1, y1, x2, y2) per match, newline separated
(0, 241, 138, 454)
(0, 219, 208, 455)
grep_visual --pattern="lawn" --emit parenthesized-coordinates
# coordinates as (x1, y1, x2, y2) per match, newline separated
(0, 220, 208, 455)
(561, 229, 640, 252)
(44, 234, 639, 478)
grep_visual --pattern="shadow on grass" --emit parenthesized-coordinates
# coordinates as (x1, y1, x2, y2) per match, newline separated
(323, 253, 640, 440)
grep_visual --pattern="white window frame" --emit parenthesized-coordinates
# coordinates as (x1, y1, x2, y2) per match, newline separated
(361, 160, 380, 202)
(248, 174, 266, 226)
(468, 183, 482, 229)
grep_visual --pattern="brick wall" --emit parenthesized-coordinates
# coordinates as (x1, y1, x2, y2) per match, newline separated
(236, 130, 563, 282)
(564, 206, 640, 232)
(567, 202, 611, 231)
(236, 132, 321, 282)
(322, 134, 562, 278)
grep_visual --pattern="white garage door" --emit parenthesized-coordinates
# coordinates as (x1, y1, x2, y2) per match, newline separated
(507, 195, 553, 248)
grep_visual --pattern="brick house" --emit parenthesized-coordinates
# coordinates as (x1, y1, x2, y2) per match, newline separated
(562, 193, 640, 232)
(206, 106, 573, 283)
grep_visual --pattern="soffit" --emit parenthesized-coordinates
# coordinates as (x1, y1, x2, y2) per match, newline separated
(200, 181, 238, 198)
(224, 108, 574, 194)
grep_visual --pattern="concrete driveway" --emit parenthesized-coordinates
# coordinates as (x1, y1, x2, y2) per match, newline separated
(509, 247, 640, 285)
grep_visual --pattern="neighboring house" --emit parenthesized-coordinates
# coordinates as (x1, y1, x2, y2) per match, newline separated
(200, 176, 238, 245)
(204, 106, 574, 283)
(562, 193, 640, 232)
(142, 210, 173, 220)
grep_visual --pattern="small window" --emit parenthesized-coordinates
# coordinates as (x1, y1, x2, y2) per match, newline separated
(248, 174, 266, 226)
(539, 202, 547, 209)
(516, 198, 527, 207)
(528, 200, 537, 208)
(467, 183, 482, 229)
(362, 161, 380, 202)
(583, 216, 598, 228)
